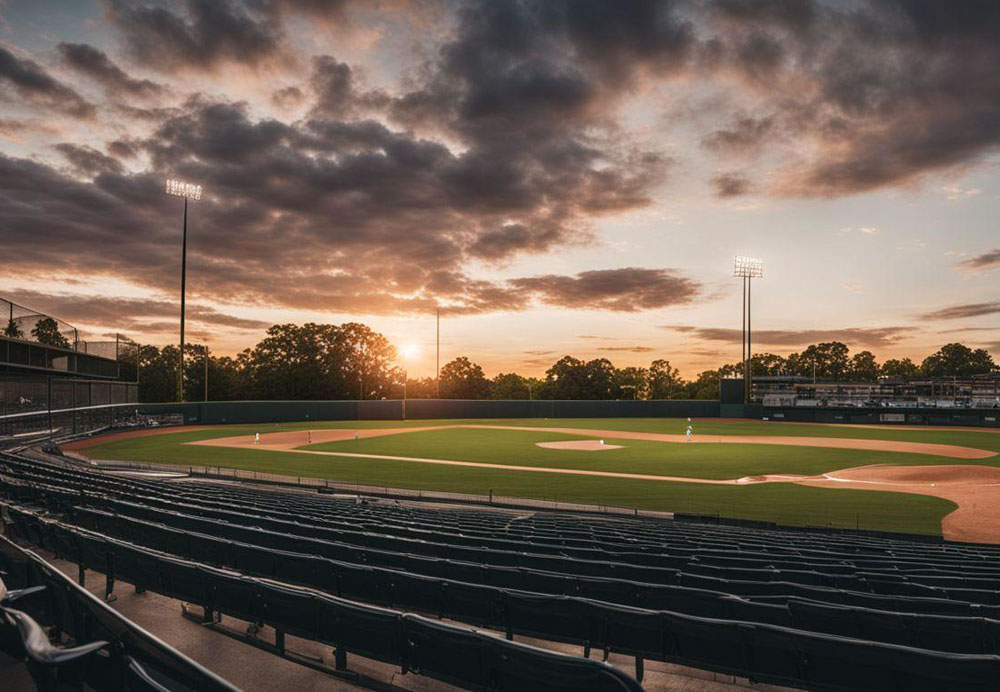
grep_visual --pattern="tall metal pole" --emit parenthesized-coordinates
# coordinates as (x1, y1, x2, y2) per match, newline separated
(436, 309, 440, 398)
(402, 368, 407, 420)
(178, 197, 188, 402)
(742, 276, 747, 402)
(747, 276, 753, 403)
(204, 345, 209, 402)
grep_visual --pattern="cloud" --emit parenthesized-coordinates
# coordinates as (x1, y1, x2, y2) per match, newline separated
(58, 43, 164, 97)
(701, 115, 773, 154)
(598, 346, 655, 353)
(666, 325, 911, 348)
(509, 268, 700, 312)
(957, 249, 1000, 272)
(54, 144, 125, 176)
(0, 45, 93, 117)
(942, 183, 982, 200)
(104, 0, 284, 71)
(921, 302, 1000, 320)
(0, 290, 269, 335)
(710, 172, 753, 197)
(838, 226, 877, 235)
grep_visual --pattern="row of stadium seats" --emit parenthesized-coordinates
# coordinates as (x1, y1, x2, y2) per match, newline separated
(5, 505, 1000, 691)
(0, 510, 639, 691)
(30, 503, 1000, 657)
(9, 461, 1000, 601)
(0, 534, 237, 691)
(5, 450, 1000, 689)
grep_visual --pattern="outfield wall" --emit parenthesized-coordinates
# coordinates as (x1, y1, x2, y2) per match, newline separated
(139, 399, 721, 425)
(763, 406, 1000, 428)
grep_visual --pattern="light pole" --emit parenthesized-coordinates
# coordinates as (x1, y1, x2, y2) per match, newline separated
(165, 179, 202, 402)
(733, 256, 763, 404)
(400, 344, 419, 420)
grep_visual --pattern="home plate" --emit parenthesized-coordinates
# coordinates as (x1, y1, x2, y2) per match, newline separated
(536, 440, 623, 451)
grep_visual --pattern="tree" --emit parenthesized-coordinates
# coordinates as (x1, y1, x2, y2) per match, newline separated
(751, 353, 787, 377)
(880, 357, 920, 379)
(849, 350, 880, 382)
(648, 359, 681, 399)
(490, 373, 530, 400)
(439, 357, 491, 399)
(613, 366, 648, 400)
(921, 343, 996, 378)
(583, 358, 617, 399)
(542, 356, 589, 399)
(787, 342, 851, 380)
(686, 369, 722, 400)
(3, 319, 23, 339)
(31, 317, 71, 348)
(137, 344, 179, 403)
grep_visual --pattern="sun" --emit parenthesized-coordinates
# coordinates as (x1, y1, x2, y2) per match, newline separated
(400, 343, 420, 360)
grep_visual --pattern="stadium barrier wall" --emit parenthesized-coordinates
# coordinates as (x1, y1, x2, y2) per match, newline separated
(138, 398, 722, 425)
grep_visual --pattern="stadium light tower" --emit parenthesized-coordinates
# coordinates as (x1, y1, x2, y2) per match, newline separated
(165, 179, 202, 402)
(733, 256, 763, 403)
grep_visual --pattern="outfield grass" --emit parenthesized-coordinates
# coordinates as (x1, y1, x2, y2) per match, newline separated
(79, 417, 989, 535)
(303, 427, 985, 479)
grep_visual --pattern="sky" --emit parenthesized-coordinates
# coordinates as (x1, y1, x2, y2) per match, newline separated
(0, 0, 998, 378)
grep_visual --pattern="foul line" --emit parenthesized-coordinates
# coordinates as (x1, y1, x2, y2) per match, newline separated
(284, 448, 774, 485)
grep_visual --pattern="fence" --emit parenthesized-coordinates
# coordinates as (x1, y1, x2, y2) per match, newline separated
(138, 398, 722, 425)
(0, 376, 139, 439)
(2, 296, 138, 364)
(763, 406, 1000, 428)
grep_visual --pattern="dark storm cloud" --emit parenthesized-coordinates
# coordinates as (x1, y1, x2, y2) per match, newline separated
(54, 144, 125, 176)
(104, 0, 283, 70)
(667, 326, 911, 348)
(743, 1, 1000, 196)
(509, 269, 700, 312)
(58, 43, 164, 97)
(0, 45, 93, 117)
(710, 172, 753, 197)
(958, 250, 1000, 272)
(921, 303, 1000, 321)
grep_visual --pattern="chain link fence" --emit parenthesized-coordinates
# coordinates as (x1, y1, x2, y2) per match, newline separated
(2, 296, 137, 363)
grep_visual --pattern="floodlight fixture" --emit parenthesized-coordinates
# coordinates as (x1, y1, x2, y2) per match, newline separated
(733, 255, 763, 278)
(733, 255, 765, 404)
(165, 179, 202, 201)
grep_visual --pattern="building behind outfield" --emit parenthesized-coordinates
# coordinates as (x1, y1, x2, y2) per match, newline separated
(1, 297, 138, 439)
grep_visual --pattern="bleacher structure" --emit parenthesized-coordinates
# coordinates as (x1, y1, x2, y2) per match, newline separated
(2, 450, 1000, 690)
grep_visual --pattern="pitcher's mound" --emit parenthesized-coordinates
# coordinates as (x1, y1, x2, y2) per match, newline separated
(536, 440, 623, 451)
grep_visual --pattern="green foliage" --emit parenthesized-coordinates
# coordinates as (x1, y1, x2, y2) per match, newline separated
(3, 319, 23, 339)
(921, 343, 996, 378)
(439, 356, 491, 398)
(880, 357, 920, 379)
(31, 317, 70, 348)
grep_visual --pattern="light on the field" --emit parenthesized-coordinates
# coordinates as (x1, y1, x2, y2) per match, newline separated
(733, 255, 763, 278)
(401, 343, 420, 360)
(165, 179, 203, 201)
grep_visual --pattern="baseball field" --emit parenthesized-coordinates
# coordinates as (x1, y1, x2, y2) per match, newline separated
(66, 418, 1000, 540)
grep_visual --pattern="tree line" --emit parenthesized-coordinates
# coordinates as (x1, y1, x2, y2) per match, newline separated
(128, 321, 997, 403)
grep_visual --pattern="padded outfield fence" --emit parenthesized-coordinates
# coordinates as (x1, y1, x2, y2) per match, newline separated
(6, 451, 1000, 690)
(140, 398, 722, 424)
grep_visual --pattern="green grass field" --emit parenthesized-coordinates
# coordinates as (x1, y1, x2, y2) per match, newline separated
(79, 417, 998, 535)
